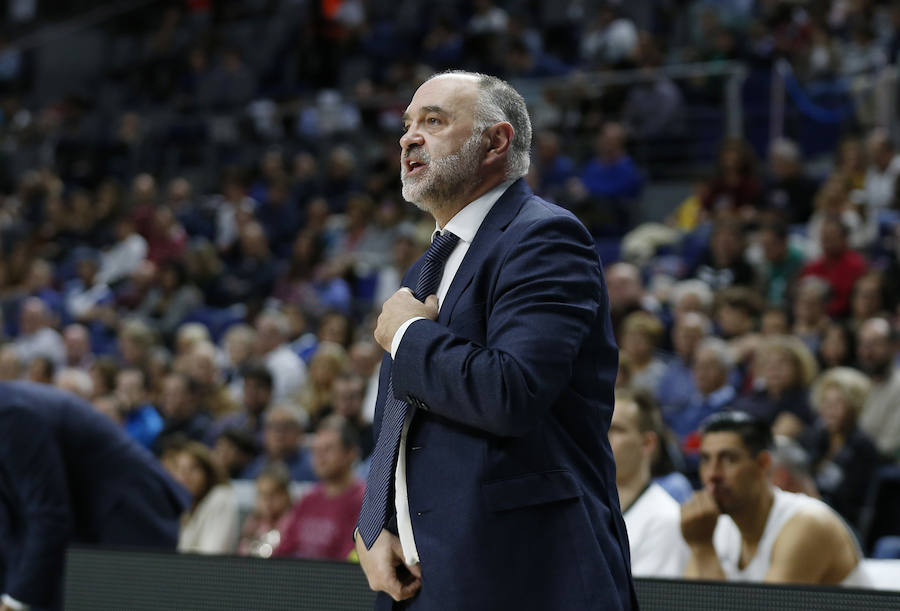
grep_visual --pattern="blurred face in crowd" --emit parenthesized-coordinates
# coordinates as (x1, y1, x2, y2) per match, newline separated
(212, 436, 254, 478)
(19, 299, 47, 335)
(673, 314, 707, 362)
(758, 229, 787, 263)
(699, 432, 768, 515)
(693, 346, 727, 395)
(332, 377, 365, 419)
(716, 305, 753, 339)
(818, 386, 855, 435)
(115, 369, 145, 409)
(243, 376, 272, 416)
(0, 346, 22, 380)
(225, 328, 255, 367)
(793, 284, 826, 325)
(820, 324, 850, 368)
(711, 226, 743, 266)
(255, 475, 291, 522)
(349, 341, 380, 378)
(621, 328, 653, 365)
(820, 220, 847, 259)
(318, 314, 349, 346)
(256, 317, 284, 355)
(609, 397, 653, 488)
(309, 349, 343, 390)
(172, 451, 208, 499)
(93, 395, 123, 424)
(311, 428, 357, 483)
(761, 348, 798, 396)
(852, 275, 883, 321)
(857, 319, 893, 378)
(263, 410, 303, 459)
(605, 263, 642, 312)
(760, 310, 788, 336)
(188, 344, 218, 387)
(400, 74, 484, 214)
(160, 374, 194, 421)
(63, 325, 91, 365)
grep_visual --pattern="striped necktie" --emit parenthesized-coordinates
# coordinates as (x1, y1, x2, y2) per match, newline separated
(358, 230, 460, 548)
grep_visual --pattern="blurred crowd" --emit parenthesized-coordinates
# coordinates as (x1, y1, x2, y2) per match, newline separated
(0, 0, 899, 569)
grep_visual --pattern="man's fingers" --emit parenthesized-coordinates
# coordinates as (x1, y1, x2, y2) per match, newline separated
(397, 577, 422, 600)
(407, 562, 422, 579)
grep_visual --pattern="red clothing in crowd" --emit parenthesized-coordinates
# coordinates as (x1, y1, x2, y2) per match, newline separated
(799, 249, 867, 316)
(273, 478, 364, 560)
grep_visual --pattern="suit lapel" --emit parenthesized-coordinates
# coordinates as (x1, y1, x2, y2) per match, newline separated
(437, 178, 532, 325)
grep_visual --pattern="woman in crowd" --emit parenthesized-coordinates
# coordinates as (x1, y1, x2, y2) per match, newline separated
(732, 335, 819, 437)
(171, 440, 240, 554)
(801, 367, 885, 526)
(237, 463, 295, 557)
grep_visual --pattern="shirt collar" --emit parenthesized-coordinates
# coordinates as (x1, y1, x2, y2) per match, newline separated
(434, 180, 515, 243)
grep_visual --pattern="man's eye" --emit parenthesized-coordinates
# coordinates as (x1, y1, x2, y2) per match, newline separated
(428, 117, 440, 125)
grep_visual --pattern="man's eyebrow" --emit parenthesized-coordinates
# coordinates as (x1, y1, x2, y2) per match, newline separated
(401, 106, 450, 122)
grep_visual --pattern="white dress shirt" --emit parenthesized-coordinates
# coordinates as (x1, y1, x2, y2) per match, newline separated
(390, 180, 513, 566)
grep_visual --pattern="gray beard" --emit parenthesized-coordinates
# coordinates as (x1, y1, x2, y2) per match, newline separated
(401, 131, 484, 213)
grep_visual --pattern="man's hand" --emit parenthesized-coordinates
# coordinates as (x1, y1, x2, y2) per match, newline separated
(374, 288, 438, 352)
(355, 529, 422, 602)
(681, 490, 721, 547)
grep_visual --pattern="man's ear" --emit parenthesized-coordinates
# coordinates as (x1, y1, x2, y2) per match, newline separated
(757, 449, 772, 474)
(484, 122, 514, 162)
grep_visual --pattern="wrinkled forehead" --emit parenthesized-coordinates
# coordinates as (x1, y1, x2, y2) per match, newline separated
(700, 431, 750, 456)
(405, 75, 479, 119)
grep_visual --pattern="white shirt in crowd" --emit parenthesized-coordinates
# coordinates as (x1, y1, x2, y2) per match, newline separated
(623, 482, 690, 578)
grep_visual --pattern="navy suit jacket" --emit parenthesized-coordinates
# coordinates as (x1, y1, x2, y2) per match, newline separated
(0, 382, 189, 610)
(371, 180, 636, 610)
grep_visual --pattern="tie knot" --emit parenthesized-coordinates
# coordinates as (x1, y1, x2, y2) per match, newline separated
(425, 231, 460, 264)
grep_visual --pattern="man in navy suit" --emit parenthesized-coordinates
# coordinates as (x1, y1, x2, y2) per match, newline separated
(0, 382, 189, 611)
(354, 71, 637, 610)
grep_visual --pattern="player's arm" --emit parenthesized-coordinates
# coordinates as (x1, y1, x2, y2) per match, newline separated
(681, 490, 727, 580)
(764, 510, 838, 583)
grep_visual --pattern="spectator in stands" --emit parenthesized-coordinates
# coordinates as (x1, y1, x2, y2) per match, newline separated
(657, 312, 711, 415)
(532, 129, 576, 202)
(802, 367, 884, 526)
(733, 336, 818, 437)
(221, 323, 257, 400)
(134, 259, 202, 341)
(769, 436, 819, 498)
(701, 138, 762, 221)
(208, 362, 273, 446)
(274, 415, 363, 560)
(806, 174, 868, 258)
(575, 122, 643, 232)
(14, 297, 64, 367)
(0, 382, 187, 611)
(0, 345, 22, 381)
(218, 221, 278, 310)
(172, 441, 240, 554)
(669, 279, 715, 320)
(681, 412, 869, 585)
(760, 307, 790, 337)
(115, 367, 163, 450)
(117, 318, 157, 370)
(715, 287, 762, 341)
(863, 127, 900, 213)
(817, 321, 857, 369)
(212, 427, 259, 480)
(62, 323, 93, 370)
(272, 229, 352, 319)
(849, 271, 889, 331)
(145, 206, 189, 266)
(691, 221, 757, 291)
(27, 355, 55, 385)
(326, 372, 374, 461)
(186, 341, 238, 420)
(297, 341, 347, 426)
(610, 389, 689, 578)
(242, 403, 316, 483)
(54, 367, 93, 399)
(762, 138, 818, 224)
(96, 215, 148, 286)
(667, 338, 736, 448)
(255, 309, 307, 401)
(756, 221, 806, 307)
(606, 262, 661, 341)
(238, 463, 294, 557)
(620, 311, 667, 395)
(153, 371, 211, 454)
(800, 216, 868, 317)
(856, 317, 900, 459)
(792, 276, 832, 354)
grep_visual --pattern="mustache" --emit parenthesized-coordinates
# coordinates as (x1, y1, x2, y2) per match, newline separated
(403, 148, 430, 164)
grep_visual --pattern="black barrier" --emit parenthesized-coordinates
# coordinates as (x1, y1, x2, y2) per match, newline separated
(64, 547, 900, 611)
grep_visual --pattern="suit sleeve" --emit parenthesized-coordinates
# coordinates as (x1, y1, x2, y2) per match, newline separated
(391, 214, 603, 437)
(0, 409, 73, 607)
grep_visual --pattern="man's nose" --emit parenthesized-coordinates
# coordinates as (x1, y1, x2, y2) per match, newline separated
(400, 125, 424, 150)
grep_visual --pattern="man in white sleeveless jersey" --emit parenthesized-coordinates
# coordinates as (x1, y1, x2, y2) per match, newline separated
(680, 411, 870, 586)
